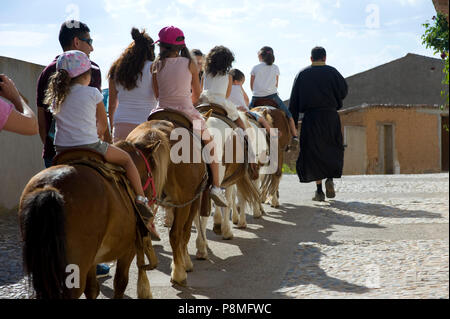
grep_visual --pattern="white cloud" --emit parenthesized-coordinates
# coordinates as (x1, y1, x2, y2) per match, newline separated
(103, 0, 153, 19)
(270, 18, 290, 28)
(396, 0, 422, 6)
(176, 0, 197, 7)
(0, 31, 50, 47)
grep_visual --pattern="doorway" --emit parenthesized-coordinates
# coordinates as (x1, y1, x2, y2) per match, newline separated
(378, 123, 395, 174)
(442, 116, 449, 172)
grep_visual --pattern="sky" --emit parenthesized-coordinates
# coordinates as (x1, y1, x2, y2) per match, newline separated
(0, 0, 442, 99)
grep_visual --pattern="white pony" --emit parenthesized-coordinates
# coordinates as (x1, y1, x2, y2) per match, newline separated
(193, 111, 270, 259)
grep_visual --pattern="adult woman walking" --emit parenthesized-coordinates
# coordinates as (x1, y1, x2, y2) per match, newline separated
(108, 28, 157, 142)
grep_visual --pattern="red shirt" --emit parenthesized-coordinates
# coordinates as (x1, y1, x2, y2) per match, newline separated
(36, 55, 102, 159)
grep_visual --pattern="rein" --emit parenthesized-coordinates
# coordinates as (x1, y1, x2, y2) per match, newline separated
(135, 148, 157, 205)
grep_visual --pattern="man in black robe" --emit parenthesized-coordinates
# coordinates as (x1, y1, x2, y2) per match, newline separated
(288, 47, 348, 201)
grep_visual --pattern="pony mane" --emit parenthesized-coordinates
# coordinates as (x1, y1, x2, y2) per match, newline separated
(125, 124, 171, 198)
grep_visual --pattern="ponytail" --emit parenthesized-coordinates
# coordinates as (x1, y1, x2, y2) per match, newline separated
(44, 70, 72, 114)
(109, 27, 155, 90)
(259, 46, 275, 65)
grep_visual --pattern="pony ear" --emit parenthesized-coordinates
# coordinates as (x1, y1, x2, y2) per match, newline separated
(262, 109, 268, 118)
(146, 140, 161, 153)
(203, 109, 213, 121)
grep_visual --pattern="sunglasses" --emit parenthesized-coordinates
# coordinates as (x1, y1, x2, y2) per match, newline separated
(79, 37, 93, 46)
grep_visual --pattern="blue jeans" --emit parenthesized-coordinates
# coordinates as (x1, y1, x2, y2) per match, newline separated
(248, 93, 293, 119)
(247, 111, 261, 120)
(44, 156, 54, 168)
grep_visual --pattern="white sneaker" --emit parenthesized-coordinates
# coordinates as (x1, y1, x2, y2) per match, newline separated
(210, 187, 228, 207)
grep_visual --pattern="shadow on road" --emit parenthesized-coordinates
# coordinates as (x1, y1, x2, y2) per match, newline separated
(328, 200, 444, 220)
(157, 201, 383, 299)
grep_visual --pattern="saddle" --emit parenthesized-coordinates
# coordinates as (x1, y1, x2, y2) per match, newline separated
(196, 103, 228, 117)
(196, 103, 237, 129)
(252, 98, 279, 108)
(148, 108, 193, 131)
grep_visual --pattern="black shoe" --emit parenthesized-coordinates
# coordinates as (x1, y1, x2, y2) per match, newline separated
(312, 190, 325, 202)
(325, 179, 336, 198)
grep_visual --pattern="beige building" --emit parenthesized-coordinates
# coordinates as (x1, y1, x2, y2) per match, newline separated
(340, 104, 449, 175)
(0, 56, 45, 210)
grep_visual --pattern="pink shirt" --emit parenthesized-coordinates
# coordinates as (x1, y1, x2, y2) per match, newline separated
(0, 99, 13, 131)
(152, 57, 206, 129)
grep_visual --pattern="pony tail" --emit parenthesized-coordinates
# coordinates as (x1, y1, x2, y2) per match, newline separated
(20, 187, 68, 299)
(181, 46, 194, 69)
(44, 70, 72, 114)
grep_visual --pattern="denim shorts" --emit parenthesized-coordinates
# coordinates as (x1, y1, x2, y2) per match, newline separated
(55, 140, 109, 156)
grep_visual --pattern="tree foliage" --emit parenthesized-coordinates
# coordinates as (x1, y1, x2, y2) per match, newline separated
(422, 12, 449, 109)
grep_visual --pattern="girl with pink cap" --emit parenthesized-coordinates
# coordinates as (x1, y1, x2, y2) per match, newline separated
(44, 50, 156, 224)
(150, 26, 228, 207)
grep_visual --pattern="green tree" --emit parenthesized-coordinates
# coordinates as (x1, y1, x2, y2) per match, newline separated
(422, 12, 449, 111)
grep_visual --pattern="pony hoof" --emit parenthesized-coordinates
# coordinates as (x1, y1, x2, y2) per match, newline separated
(222, 233, 234, 240)
(196, 251, 208, 260)
(237, 224, 247, 229)
(213, 224, 222, 235)
(171, 278, 187, 287)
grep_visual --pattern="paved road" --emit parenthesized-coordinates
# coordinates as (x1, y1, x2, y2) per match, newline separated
(0, 173, 448, 299)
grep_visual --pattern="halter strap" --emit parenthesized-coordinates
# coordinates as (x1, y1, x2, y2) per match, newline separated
(136, 148, 157, 205)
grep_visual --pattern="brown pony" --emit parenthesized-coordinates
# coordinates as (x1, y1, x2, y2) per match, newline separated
(127, 119, 207, 286)
(252, 100, 293, 207)
(18, 139, 166, 299)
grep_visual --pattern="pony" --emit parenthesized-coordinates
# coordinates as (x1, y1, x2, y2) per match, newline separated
(127, 118, 208, 286)
(192, 108, 262, 260)
(251, 99, 293, 208)
(19, 140, 166, 299)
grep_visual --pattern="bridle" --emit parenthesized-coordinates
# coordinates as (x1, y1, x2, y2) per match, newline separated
(135, 148, 157, 205)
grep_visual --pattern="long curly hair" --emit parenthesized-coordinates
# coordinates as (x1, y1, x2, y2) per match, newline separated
(44, 69, 91, 114)
(205, 46, 235, 77)
(108, 28, 155, 90)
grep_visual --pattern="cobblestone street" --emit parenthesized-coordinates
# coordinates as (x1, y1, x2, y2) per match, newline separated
(0, 173, 448, 299)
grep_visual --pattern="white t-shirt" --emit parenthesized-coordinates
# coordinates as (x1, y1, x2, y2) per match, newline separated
(114, 61, 157, 125)
(200, 73, 240, 121)
(250, 62, 280, 97)
(228, 85, 247, 108)
(53, 84, 104, 147)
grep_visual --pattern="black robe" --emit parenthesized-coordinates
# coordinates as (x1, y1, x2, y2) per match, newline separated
(288, 64, 348, 183)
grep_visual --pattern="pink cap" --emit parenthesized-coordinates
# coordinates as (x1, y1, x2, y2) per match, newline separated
(155, 26, 185, 46)
(56, 50, 99, 78)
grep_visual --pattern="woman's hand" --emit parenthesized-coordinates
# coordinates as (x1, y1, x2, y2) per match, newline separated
(0, 74, 22, 111)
